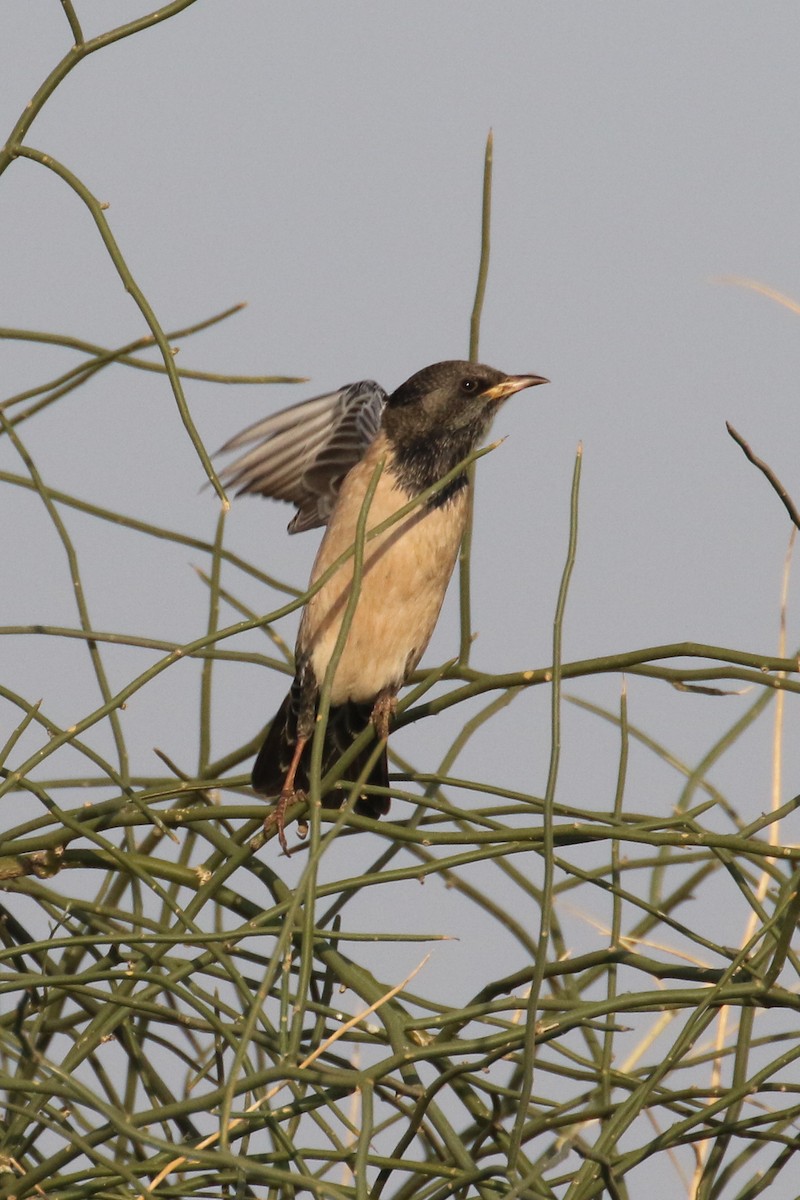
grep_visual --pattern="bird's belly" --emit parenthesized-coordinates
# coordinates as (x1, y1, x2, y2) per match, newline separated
(300, 469, 467, 705)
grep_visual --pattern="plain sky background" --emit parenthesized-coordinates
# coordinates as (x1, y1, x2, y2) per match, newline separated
(3, 6, 800, 1189)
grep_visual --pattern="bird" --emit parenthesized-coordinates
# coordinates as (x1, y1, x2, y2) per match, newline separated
(218, 360, 548, 851)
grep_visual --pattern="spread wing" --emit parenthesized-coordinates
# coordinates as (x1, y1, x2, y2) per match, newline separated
(217, 379, 386, 533)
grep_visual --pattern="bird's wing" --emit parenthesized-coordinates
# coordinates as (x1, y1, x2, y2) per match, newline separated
(216, 379, 387, 533)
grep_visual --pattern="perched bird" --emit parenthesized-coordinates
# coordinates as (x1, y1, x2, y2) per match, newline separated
(219, 360, 547, 851)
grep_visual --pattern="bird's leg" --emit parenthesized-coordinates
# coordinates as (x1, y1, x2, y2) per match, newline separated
(264, 734, 308, 855)
(265, 664, 317, 854)
(371, 688, 397, 741)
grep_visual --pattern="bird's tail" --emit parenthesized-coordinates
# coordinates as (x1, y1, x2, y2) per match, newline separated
(252, 692, 390, 819)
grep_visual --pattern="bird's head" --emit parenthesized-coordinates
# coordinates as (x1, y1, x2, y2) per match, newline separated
(383, 360, 548, 447)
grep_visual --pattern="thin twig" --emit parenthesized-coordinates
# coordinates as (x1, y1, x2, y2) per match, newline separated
(13, 145, 225, 502)
(469, 129, 493, 362)
(726, 422, 800, 530)
(139, 955, 430, 1196)
(459, 130, 495, 664)
(509, 443, 582, 1171)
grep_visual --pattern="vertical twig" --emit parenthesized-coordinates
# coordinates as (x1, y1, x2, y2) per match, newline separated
(459, 130, 494, 664)
(59, 0, 84, 43)
(199, 507, 226, 772)
(469, 129, 493, 363)
(509, 443, 582, 1172)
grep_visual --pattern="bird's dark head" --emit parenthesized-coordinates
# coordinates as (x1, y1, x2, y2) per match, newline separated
(383, 360, 548, 499)
(384, 360, 547, 443)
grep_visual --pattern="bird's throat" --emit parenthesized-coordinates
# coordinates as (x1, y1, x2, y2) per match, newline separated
(388, 420, 486, 509)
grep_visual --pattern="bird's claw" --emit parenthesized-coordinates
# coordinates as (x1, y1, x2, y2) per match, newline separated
(264, 788, 305, 856)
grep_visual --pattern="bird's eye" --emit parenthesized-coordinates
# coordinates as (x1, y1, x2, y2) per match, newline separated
(460, 378, 479, 394)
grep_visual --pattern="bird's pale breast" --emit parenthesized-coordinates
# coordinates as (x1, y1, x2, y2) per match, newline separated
(298, 434, 467, 704)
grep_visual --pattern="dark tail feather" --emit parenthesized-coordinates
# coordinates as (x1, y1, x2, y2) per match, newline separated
(324, 702, 390, 819)
(252, 694, 390, 819)
(251, 691, 297, 797)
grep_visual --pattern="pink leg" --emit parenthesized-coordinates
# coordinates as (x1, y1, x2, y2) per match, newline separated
(264, 735, 307, 855)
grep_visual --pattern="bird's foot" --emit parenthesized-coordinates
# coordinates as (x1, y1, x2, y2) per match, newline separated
(371, 691, 397, 741)
(264, 788, 305, 856)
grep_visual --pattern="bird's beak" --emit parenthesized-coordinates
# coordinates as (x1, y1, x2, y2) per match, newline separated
(481, 374, 549, 403)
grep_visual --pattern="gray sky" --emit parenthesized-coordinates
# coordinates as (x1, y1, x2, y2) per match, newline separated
(3, 5, 800, 1190)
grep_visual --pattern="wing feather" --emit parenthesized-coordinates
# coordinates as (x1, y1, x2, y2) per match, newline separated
(217, 380, 387, 532)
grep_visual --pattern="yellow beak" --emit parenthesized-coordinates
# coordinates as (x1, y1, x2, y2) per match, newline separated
(481, 374, 549, 403)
